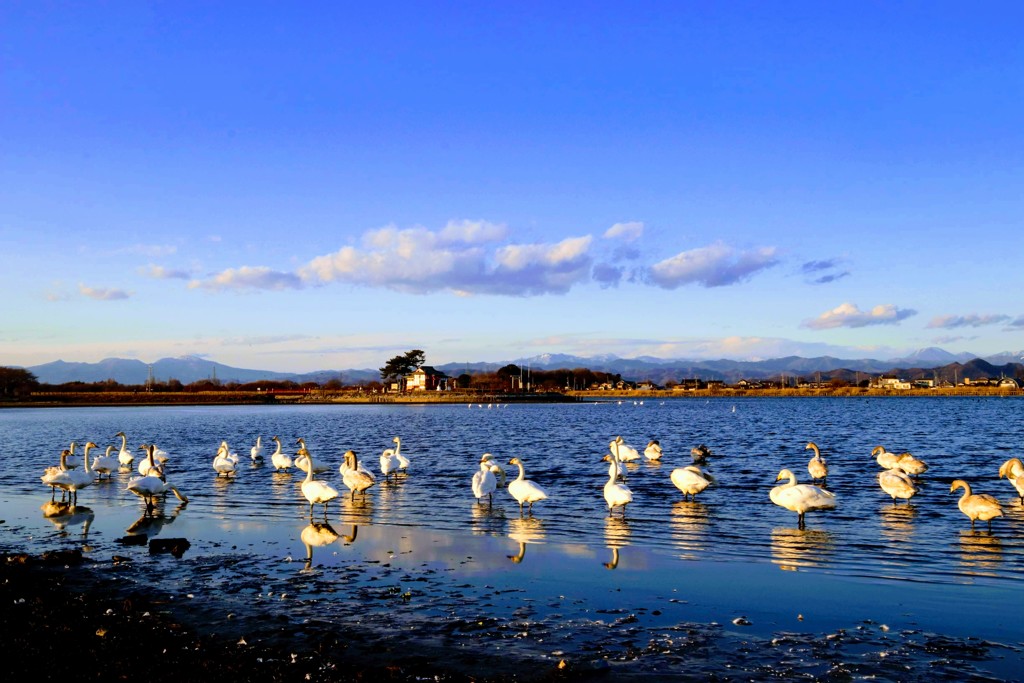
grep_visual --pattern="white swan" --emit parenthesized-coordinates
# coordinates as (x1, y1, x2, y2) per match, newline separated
(670, 464, 716, 500)
(115, 431, 134, 466)
(806, 442, 828, 483)
(895, 452, 928, 477)
(295, 438, 330, 474)
(392, 436, 410, 473)
(137, 443, 169, 475)
(269, 436, 293, 470)
(41, 450, 72, 501)
(601, 451, 633, 516)
(91, 445, 118, 480)
(64, 441, 82, 469)
(301, 449, 340, 517)
(340, 450, 375, 500)
(872, 445, 901, 470)
(643, 440, 663, 461)
(250, 436, 264, 463)
(878, 468, 918, 503)
(481, 453, 507, 487)
(612, 436, 640, 462)
(507, 457, 548, 515)
(950, 479, 1003, 529)
(212, 442, 238, 477)
(472, 453, 498, 504)
(127, 445, 188, 512)
(48, 442, 97, 506)
(380, 447, 401, 482)
(998, 457, 1024, 504)
(769, 468, 836, 529)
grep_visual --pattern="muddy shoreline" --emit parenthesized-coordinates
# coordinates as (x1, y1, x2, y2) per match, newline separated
(0, 546, 563, 682)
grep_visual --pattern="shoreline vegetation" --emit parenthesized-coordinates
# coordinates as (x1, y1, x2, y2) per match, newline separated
(4, 385, 1022, 407)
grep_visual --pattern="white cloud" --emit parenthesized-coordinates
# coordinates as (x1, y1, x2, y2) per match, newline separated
(299, 222, 593, 296)
(603, 221, 644, 242)
(78, 283, 132, 300)
(188, 266, 303, 292)
(648, 242, 779, 288)
(141, 264, 191, 280)
(804, 303, 917, 330)
(926, 313, 1010, 329)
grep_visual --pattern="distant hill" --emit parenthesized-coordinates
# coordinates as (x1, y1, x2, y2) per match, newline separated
(15, 349, 1021, 387)
(25, 356, 371, 386)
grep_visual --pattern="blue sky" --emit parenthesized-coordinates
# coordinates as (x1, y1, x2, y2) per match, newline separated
(2, 2, 1022, 372)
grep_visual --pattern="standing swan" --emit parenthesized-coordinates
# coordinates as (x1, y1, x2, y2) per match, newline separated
(878, 469, 918, 503)
(270, 436, 293, 470)
(998, 458, 1024, 504)
(300, 450, 339, 518)
(643, 440, 663, 461)
(380, 448, 401, 482)
(872, 445, 901, 470)
(601, 451, 633, 516)
(950, 479, 1003, 530)
(507, 457, 548, 516)
(472, 453, 498, 505)
(612, 436, 640, 462)
(770, 469, 836, 529)
(341, 450, 375, 500)
(670, 464, 716, 500)
(92, 445, 118, 480)
(213, 442, 238, 477)
(115, 431, 134, 467)
(250, 436, 264, 463)
(806, 442, 828, 484)
(392, 436, 410, 473)
(127, 445, 188, 513)
(895, 452, 928, 477)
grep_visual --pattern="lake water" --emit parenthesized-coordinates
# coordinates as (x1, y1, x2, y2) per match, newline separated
(1, 398, 1022, 679)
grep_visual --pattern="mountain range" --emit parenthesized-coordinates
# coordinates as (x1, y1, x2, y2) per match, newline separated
(14, 347, 1024, 386)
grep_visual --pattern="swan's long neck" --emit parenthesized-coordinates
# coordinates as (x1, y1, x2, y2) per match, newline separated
(606, 462, 618, 486)
(393, 437, 401, 455)
(808, 443, 820, 459)
(168, 485, 188, 503)
(69, 441, 77, 454)
(272, 439, 282, 456)
(514, 461, 526, 481)
(256, 436, 261, 448)
(59, 451, 69, 470)
(305, 455, 316, 482)
(105, 445, 115, 456)
(82, 445, 93, 473)
(119, 433, 128, 450)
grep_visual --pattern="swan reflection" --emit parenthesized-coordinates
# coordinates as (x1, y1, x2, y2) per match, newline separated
(770, 527, 834, 571)
(337, 493, 375, 524)
(470, 501, 507, 537)
(958, 530, 1003, 574)
(879, 503, 917, 544)
(300, 521, 340, 569)
(602, 517, 631, 569)
(507, 516, 545, 564)
(41, 502, 94, 539)
(669, 500, 710, 560)
(125, 501, 188, 538)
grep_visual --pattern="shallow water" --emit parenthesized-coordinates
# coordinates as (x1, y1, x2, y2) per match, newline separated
(1, 398, 1022, 679)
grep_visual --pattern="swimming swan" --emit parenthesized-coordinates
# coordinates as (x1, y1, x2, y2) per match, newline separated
(612, 436, 640, 462)
(770, 468, 836, 529)
(950, 479, 1003, 530)
(250, 436, 264, 463)
(507, 457, 548, 515)
(212, 442, 238, 477)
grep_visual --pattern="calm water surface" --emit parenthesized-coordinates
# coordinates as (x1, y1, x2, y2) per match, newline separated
(2, 398, 1022, 679)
